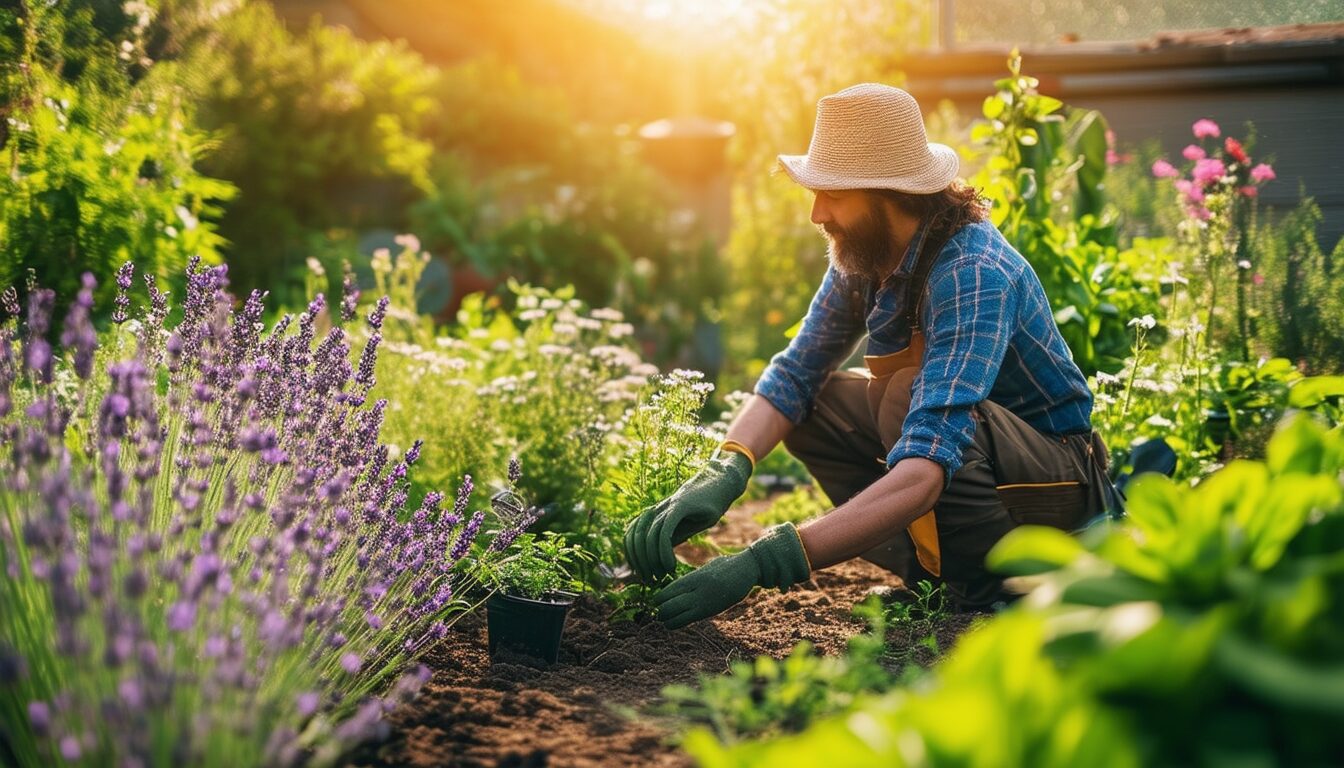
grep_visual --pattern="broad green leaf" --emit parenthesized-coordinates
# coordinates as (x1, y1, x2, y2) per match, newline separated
(987, 526, 1086, 575)
(1289, 375, 1344, 408)
(1060, 574, 1165, 607)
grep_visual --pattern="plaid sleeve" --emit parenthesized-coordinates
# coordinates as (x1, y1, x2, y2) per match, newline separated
(887, 256, 1019, 486)
(754, 266, 867, 424)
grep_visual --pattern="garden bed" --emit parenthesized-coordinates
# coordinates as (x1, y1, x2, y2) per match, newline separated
(349, 499, 977, 767)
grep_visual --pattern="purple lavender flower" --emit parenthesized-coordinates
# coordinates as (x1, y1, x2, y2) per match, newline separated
(112, 262, 134, 324)
(340, 653, 361, 674)
(341, 262, 360, 323)
(167, 601, 197, 632)
(450, 510, 485, 561)
(297, 691, 321, 718)
(404, 439, 422, 467)
(28, 700, 50, 732)
(508, 456, 522, 484)
(367, 295, 389, 332)
(22, 288, 55, 384)
(354, 332, 380, 388)
(487, 506, 542, 553)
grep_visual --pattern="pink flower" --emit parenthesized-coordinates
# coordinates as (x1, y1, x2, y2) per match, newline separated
(1189, 205, 1212, 221)
(1106, 149, 1132, 166)
(1224, 137, 1249, 164)
(1251, 163, 1276, 183)
(1151, 159, 1180, 178)
(1239, 185, 1258, 198)
(1253, 273, 1265, 286)
(1192, 157, 1226, 187)
(1182, 144, 1206, 161)
(1192, 119, 1221, 139)
(1175, 179, 1205, 204)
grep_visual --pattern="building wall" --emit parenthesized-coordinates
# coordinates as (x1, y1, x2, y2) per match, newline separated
(1073, 84, 1344, 248)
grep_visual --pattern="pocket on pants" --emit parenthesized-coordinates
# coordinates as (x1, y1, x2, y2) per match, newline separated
(996, 481, 1088, 529)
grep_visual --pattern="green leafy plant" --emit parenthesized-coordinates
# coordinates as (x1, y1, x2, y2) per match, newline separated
(688, 415, 1344, 766)
(879, 580, 952, 672)
(1251, 195, 1344, 373)
(482, 531, 588, 601)
(969, 52, 1166, 375)
(657, 597, 895, 744)
(0, 1, 234, 322)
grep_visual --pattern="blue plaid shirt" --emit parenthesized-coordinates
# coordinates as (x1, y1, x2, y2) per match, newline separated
(755, 219, 1093, 484)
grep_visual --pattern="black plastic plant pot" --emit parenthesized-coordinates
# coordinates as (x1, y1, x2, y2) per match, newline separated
(1205, 408, 1232, 446)
(486, 590, 576, 665)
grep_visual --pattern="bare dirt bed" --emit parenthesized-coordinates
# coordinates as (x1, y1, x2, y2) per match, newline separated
(348, 500, 974, 767)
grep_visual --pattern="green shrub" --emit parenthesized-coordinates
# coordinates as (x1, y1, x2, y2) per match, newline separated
(181, 4, 436, 304)
(0, 1, 233, 321)
(1251, 196, 1344, 374)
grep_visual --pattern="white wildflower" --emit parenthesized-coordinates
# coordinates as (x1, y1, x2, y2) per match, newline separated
(394, 233, 421, 253)
(590, 307, 624, 322)
(371, 248, 392, 274)
(519, 309, 547, 322)
(1127, 314, 1157, 330)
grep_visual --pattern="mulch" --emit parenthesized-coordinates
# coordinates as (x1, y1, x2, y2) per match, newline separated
(346, 499, 978, 767)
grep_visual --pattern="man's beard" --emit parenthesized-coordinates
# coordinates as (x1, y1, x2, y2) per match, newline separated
(819, 200, 901, 281)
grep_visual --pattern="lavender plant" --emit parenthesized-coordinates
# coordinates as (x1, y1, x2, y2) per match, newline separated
(0, 260, 525, 767)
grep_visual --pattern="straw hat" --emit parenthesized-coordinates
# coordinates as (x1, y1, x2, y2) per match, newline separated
(778, 83, 959, 194)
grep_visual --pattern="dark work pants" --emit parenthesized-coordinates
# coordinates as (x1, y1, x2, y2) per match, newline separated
(782, 369, 1108, 609)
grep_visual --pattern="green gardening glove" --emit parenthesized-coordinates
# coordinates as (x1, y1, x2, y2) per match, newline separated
(654, 523, 811, 629)
(624, 451, 752, 583)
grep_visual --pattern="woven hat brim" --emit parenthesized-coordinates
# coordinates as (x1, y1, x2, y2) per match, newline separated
(777, 143, 959, 194)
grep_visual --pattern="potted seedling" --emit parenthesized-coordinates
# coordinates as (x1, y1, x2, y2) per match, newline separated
(483, 489, 587, 664)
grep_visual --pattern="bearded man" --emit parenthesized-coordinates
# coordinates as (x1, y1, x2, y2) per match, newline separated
(625, 83, 1114, 628)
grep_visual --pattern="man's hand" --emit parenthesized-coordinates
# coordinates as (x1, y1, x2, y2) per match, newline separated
(654, 524, 811, 629)
(624, 451, 752, 583)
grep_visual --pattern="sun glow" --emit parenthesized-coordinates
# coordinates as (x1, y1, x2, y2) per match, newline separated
(568, 0, 762, 45)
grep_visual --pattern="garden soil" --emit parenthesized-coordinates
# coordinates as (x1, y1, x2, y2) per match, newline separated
(348, 499, 978, 768)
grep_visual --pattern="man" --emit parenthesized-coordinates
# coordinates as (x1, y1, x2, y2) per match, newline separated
(625, 83, 1113, 629)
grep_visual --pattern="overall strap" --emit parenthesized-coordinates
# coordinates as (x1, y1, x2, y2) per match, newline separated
(904, 211, 959, 331)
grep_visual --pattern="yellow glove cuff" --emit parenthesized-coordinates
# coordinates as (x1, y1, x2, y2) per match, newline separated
(718, 439, 757, 470)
